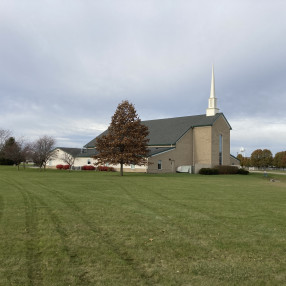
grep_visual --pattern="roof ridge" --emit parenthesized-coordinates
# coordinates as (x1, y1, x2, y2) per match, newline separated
(142, 113, 218, 123)
(84, 112, 226, 148)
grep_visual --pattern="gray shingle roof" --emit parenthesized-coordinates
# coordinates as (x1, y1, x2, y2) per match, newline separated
(76, 148, 99, 158)
(74, 147, 174, 158)
(57, 146, 174, 158)
(148, 147, 175, 156)
(56, 147, 82, 157)
(55, 147, 98, 158)
(84, 113, 231, 148)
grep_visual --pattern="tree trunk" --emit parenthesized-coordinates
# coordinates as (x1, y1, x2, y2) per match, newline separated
(120, 162, 123, 176)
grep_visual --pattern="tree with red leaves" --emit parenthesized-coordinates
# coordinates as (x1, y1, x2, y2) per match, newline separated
(95, 100, 149, 176)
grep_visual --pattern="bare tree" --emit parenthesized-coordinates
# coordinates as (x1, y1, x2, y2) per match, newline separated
(19, 140, 33, 169)
(31, 136, 56, 170)
(61, 152, 75, 171)
(0, 129, 12, 151)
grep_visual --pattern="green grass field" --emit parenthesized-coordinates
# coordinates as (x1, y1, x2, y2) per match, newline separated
(0, 166, 286, 285)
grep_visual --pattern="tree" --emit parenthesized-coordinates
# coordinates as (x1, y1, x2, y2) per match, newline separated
(0, 129, 12, 164)
(61, 152, 75, 171)
(31, 136, 56, 170)
(0, 137, 18, 165)
(243, 157, 251, 168)
(95, 100, 149, 176)
(0, 129, 12, 151)
(236, 154, 251, 168)
(273, 151, 286, 169)
(0, 137, 31, 169)
(237, 154, 244, 166)
(261, 149, 273, 168)
(251, 149, 263, 168)
(251, 149, 273, 169)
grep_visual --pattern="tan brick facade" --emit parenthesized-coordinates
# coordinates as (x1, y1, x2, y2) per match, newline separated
(211, 116, 231, 167)
(147, 114, 232, 174)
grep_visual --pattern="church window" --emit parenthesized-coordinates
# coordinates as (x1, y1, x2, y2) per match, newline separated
(158, 160, 162, 170)
(130, 164, 135, 169)
(219, 134, 223, 165)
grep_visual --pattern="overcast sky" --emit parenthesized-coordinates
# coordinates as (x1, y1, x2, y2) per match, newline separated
(1, 0, 286, 156)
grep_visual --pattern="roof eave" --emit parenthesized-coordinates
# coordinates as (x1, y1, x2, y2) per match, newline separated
(148, 147, 175, 157)
(213, 113, 232, 130)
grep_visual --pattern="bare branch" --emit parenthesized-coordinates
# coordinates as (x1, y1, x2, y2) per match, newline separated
(31, 136, 56, 169)
(0, 129, 12, 150)
(61, 152, 75, 170)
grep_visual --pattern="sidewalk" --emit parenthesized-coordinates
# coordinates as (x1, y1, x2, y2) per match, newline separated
(250, 171, 286, 176)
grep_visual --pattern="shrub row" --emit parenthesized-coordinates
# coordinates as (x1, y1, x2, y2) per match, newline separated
(215, 165, 239, 174)
(56, 165, 116, 171)
(199, 168, 219, 175)
(236, 168, 249, 175)
(81, 165, 96, 170)
(56, 164, 70, 170)
(199, 166, 249, 175)
(97, 166, 115, 172)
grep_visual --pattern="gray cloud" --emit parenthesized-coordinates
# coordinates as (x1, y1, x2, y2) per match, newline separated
(1, 0, 286, 155)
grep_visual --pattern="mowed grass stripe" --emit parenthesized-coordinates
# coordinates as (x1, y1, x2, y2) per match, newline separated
(10, 174, 160, 285)
(0, 194, 3, 223)
(1, 167, 286, 285)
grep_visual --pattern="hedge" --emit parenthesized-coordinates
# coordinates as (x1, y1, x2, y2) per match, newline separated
(81, 165, 96, 171)
(97, 166, 115, 172)
(237, 168, 249, 175)
(199, 168, 219, 175)
(199, 166, 249, 175)
(56, 164, 70, 170)
(215, 165, 239, 174)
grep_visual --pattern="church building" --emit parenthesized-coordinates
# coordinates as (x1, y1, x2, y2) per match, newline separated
(83, 66, 239, 173)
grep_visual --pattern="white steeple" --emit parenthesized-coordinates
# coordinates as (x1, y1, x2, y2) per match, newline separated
(206, 65, 219, 116)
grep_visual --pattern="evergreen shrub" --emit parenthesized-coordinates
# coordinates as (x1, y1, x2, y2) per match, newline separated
(237, 168, 249, 175)
(215, 165, 239, 174)
(199, 168, 219, 175)
(199, 166, 249, 175)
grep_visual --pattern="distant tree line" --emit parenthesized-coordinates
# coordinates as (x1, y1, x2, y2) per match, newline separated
(237, 149, 286, 169)
(0, 128, 55, 170)
(1, 100, 150, 175)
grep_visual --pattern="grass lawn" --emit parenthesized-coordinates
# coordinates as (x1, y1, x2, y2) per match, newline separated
(0, 166, 286, 285)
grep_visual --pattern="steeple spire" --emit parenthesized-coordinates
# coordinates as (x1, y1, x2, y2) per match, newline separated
(210, 64, 215, 98)
(206, 65, 219, 116)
